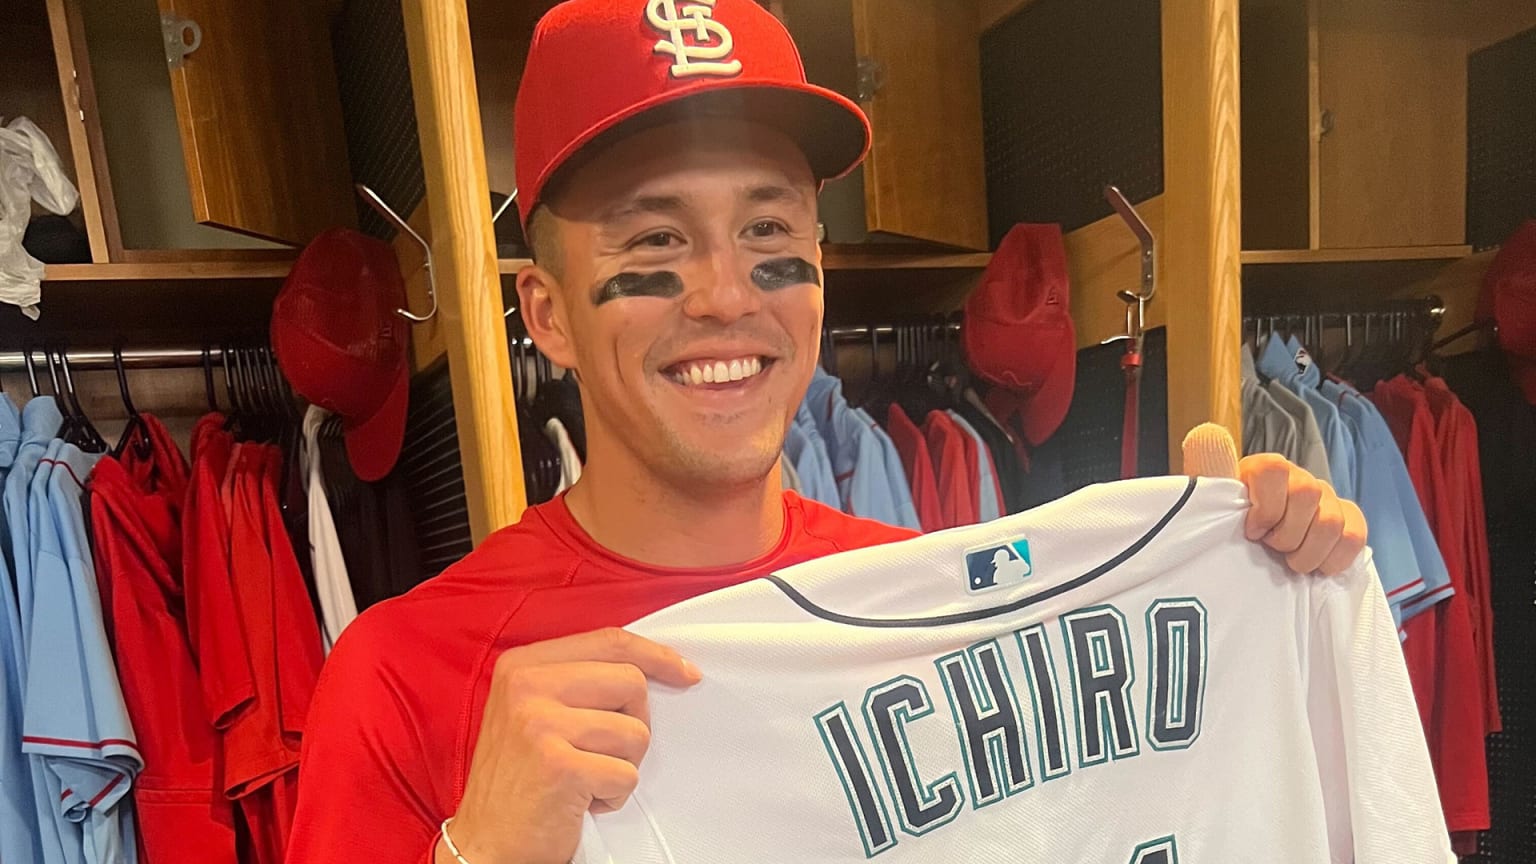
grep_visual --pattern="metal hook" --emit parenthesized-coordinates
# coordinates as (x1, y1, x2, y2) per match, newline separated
(1104, 185, 1156, 304)
(356, 184, 438, 323)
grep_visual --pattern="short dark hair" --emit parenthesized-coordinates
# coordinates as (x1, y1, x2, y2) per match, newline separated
(524, 204, 562, 280)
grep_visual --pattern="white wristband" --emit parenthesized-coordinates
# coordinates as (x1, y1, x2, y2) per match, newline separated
(440, 818, 473, 864)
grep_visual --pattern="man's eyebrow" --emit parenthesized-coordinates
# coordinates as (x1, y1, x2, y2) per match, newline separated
(600, 194, 688, 223)
(745, 184, 807, 205)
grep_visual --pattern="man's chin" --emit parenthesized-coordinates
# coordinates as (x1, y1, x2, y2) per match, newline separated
(667, 441, 784, 490)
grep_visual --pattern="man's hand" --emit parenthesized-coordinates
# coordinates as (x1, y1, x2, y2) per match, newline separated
(1184, 423, 1367, 576)
(441, 628, 701, 864)
(1238, 452, 1366, 574)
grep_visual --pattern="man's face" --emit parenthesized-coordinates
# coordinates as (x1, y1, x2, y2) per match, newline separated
(517, 119, 824, 493)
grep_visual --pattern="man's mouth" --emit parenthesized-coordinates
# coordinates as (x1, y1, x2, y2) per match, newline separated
(665, 355, 774, 387)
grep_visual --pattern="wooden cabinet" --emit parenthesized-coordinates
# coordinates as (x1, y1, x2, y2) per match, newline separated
(1314, 0, 1468, 250)
(10, 0, 355, 263)
(154, 0, 356, 246)
(780, 0, 990, 250)
(1240, 0, 1536, 258)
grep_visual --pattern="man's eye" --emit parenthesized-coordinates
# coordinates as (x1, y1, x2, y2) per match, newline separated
(635, 232, 677, 248)
(747, 221, 787, 238)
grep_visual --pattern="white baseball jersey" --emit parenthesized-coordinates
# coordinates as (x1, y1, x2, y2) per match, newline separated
(577, 477, 1453, 864)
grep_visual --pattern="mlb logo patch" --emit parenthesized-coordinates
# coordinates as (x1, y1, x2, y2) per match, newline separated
(964, 539, 1033, 592)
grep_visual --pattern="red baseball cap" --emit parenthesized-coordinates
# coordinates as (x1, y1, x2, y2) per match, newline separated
(964, 224, 1077, 447)
(514, 0, 872, 226)
(1478, 220, 1536, 403)
(272, 228, 411, 482)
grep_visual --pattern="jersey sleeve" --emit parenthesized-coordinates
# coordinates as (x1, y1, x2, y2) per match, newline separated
(1305, 553, 1455, 864)
(22, 511, 141, 830)
(285, 615, 451, 864)
(183, 463, 256, 728)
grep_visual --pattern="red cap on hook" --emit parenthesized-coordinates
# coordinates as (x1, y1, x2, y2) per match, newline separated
(1478, 220, 1536, 404)
(272, 228, 411, 481)
(963, 224, 1077, 447)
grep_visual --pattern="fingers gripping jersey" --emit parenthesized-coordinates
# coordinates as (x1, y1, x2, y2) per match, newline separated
(576, 477, 1452, 864)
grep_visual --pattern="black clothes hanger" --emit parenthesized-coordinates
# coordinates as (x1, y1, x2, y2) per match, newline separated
(111, 347, 154, 460)
(854, 326, 888, 413)
(237, 345, 275, 443)
(46, 347, 81, 444)
(896, 321, 953, 421)
(202, 346, 220, 413)
(263, 344, 306, 512)
(56, 348, 107, 453)
(221, 342, 245, 437)
(23, 348, 40, 398)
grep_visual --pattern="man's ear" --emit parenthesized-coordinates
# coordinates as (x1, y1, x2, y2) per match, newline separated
(515, 264, 579, 371)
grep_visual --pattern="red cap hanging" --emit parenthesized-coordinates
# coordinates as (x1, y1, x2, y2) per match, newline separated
(1477, 220, 1536, 404)
(964, 224, 1078, 447)
(271, 228, 411, 482)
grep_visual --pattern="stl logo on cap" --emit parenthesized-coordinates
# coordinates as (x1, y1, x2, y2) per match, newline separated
(647, 0, 744, 79)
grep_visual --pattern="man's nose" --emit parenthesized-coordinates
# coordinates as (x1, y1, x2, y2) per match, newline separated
(680, 251, 763, 325)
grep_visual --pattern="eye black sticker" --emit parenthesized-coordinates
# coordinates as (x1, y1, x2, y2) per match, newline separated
(751, 257, 821, 291)
(594, 270, 685, 305)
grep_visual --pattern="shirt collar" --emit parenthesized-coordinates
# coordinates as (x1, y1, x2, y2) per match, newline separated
(1256, 334, 1298, 383)
(19, 396, 63, 447)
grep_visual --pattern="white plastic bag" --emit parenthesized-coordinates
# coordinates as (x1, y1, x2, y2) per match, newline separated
(0, 116, 81, 320)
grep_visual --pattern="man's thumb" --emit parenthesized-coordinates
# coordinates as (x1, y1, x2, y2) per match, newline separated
(1182, 423, 1240, 479)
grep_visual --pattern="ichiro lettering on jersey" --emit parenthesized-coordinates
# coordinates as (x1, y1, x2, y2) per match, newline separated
(576, 477, 1452, 863)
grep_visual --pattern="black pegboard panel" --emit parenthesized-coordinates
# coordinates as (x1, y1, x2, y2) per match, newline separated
(1018, 327, 1167, 508)
(400, 361, 474, 579)
(1441, 350, 1536, 864)
(980, 0, 1163, 245)
(332, 0, 426, 241)
(1468, 27, 1536, 252)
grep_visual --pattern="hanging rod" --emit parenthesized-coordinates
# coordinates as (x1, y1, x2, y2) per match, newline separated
(825, 322, 962, 341)
(1243, 295, 1446, 320)
(0, 346, 235, 373)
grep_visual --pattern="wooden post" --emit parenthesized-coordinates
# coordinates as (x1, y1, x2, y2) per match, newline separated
(1160, 0, 1244, 469)
(401, 0, 526, 541)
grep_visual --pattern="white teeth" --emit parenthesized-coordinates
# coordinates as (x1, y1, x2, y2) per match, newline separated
(671, 357, 768, 386)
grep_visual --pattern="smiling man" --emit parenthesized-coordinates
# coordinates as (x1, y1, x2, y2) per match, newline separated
(285, 2, 1366, 863)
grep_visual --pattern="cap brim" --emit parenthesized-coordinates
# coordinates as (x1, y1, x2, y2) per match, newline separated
(1020, 331, 1076, 447)
(344, 359, 410, 482)
(976, 322, 1077, 448)
(530, 79, 871, 221)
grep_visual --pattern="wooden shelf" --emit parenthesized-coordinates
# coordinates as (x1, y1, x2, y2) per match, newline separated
(1240, 245, 1472, 265)
(497, 245, 992, 276)
(821, 245, 992, 270)
(42, 260, 296, 282)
